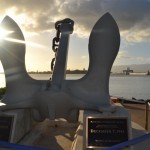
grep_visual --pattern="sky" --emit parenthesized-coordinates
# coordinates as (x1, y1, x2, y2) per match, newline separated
(0, 0, 150, 72)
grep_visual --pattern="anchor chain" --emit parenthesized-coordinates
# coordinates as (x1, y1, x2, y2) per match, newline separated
(50, 18, 74, 71)
(50, 24, 60, 71)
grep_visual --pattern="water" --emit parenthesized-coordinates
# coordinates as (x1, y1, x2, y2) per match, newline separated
(1, 73, 150, 100)
(109, 75, 150, 99)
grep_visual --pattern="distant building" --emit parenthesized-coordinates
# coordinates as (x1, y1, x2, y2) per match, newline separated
(123, 67, 133, 75)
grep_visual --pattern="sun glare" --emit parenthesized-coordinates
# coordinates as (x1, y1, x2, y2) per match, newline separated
(0, 27, 14, 41)
(0, 27, 45, 48)
(4, 37, 46, 48)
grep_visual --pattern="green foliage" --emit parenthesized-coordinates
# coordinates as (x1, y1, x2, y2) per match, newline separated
(0, 87, 6, 96)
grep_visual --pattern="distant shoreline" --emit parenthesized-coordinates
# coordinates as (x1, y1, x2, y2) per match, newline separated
(0, 70, 150, 75)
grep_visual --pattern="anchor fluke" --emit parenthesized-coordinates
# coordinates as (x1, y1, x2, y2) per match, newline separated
(67, 13, 120, 111)
(0, 16, 43, 107)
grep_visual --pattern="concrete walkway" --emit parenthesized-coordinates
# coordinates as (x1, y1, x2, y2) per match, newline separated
(19, 119, 79, 150)
(0, 103, 149, 150)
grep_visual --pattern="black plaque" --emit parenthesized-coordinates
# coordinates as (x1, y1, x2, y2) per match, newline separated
(86, 117, 128, 148)
(0, 115, 14, 141)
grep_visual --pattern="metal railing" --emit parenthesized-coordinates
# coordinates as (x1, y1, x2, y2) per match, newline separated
(113, 97, 150, 131)
(145, 99, 150, 130)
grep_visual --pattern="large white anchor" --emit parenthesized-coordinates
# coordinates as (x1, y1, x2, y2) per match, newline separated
(0, 13, 120, 122)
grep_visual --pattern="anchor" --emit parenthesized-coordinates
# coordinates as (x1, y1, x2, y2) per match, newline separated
(0, 13, 120, 123)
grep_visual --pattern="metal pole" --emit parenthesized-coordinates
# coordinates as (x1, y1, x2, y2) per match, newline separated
(145, 99, 150, 130)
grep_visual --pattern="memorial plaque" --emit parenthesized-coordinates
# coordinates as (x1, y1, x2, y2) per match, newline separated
(86, 117, 128, 148)
(0, 115, 14, 141)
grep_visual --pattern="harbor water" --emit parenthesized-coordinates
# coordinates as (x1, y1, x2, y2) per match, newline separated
(0, 73, 150, 100)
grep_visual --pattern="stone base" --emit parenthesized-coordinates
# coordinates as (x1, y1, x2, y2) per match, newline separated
(0, 109, 33, 143)
(72, 110, 150, 150)
(83, 105, 132, 150)
(19, 119, 79, 149)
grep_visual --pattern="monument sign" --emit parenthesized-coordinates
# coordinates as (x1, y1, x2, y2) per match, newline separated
(83, 106, 132, 150)
(87, 117, 128, 147)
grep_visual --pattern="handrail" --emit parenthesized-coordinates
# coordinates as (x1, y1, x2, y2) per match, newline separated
(145, 99, 150, 130)
(111, 96, 150, 130)
(117, 97, 146, 104)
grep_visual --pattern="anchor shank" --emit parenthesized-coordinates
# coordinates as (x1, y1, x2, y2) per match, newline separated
(51, 23, 73, 90)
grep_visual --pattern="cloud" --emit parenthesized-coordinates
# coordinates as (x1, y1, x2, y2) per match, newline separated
(122, 28, 150, 42)
(117, 51, 130, 59)
(59, 0, 150, 41)
(0, 0, 150, 42)
(0, 0, 59, 32)
(116, 51, 150, 64)
(134, 56, 150, 64)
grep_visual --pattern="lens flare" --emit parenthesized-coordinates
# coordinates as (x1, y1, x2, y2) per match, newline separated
(0, 27, 14, 41)
(4, 37, 46, 48)
(0, 27, 46, 48)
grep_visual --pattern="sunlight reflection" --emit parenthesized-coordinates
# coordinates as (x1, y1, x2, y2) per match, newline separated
(0, 102, 6, 106)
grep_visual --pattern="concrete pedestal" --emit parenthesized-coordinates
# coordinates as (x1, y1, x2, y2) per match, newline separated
(83, 107, 132, 150)
(0, 109, 33, 143)
(72, 111, 150, 150)
(0, 109, 149, 150)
